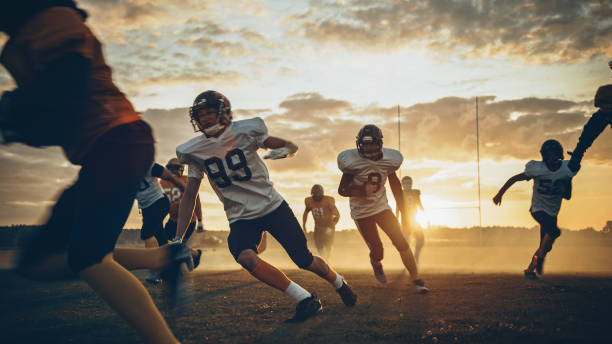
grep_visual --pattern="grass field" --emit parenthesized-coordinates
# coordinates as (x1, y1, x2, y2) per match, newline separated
(2, 267, 612, 344)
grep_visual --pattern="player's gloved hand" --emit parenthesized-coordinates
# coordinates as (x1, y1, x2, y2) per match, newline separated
(264, 147, 291, 160)
(364, 182, 377, 196)
(196, 220, 204, 233)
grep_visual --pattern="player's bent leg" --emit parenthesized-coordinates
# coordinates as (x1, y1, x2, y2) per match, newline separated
(355, 217, 387, 283)
(79, 254, 179, 344)
(304, 256, 357, 306)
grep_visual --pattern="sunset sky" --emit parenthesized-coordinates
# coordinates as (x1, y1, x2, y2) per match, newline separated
(0, 0, 610, 231)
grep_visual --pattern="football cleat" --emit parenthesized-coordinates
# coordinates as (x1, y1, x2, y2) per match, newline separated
(192, 249, 202, 269)
(336, 281, 357, 307)
(285, 294, 323, 323)
(413, 279, 430, 294)
(524, 270, 538, 280)
(372, 262, 387, 284)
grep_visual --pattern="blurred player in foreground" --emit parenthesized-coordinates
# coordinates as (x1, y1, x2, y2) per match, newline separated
(0, 1, 190, 342)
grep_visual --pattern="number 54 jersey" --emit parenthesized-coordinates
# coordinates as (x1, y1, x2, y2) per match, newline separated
(524, 160, 576, 217)
(176, 117, 284, 223)
(337, 148, 403, 220)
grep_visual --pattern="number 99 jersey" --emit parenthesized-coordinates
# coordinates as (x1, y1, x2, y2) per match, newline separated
(524, 160, 577, 217)
(176, 117, 284, 223)
(337, 148, 403, 220)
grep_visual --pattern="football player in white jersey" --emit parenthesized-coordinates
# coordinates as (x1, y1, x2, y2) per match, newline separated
(337, 125, 429, 294)
(493, 139, 579, 279)
(174, 90, 357, 322)
(396, 176, 425, 266)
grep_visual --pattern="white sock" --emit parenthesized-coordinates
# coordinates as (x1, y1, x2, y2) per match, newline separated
(332, 273, 344, 289)
(284, 281, 311, 302)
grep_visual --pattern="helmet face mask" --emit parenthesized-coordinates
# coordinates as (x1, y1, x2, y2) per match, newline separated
(189, 90, 232, 135)
(356, 124, 383, 160)
(540, 139, 564, 162)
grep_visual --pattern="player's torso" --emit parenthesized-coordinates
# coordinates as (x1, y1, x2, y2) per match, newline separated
(338, 148, 403, 219)
(529, 161, 573, 215)
(402, 189, 420, 215)
(178, 119, 283, 221)
(136, 169, 165, 209)
(161, 176, 194, 222)
(0, 7, 141, 164)
(306, 196, 335, 227)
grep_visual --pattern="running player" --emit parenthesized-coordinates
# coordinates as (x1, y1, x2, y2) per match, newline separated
(396, 176, 425, 266)
(174, 90, 357, 322)
(493, 139, 578, 279)
(1, 2, 189, 342)
(337, 125, 429, 293)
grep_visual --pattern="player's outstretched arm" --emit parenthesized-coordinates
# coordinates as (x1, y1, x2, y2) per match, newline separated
(331, 200, 340, 227)
(160, 166, 186, 191)
(175, 177, 202, 241)
(262, 136, 298, 159)
(388, 172, 405, 219)
(302, 206, 311, 234)
(492, 173, 530, 206)
(195, 193, 204, 231)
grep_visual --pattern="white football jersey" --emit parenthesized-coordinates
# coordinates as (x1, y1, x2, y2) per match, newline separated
(524, 160, 576, 217)
(135, 163, 166, 209)
(337, 148, 403, 220)
(176, 117, 284, 223)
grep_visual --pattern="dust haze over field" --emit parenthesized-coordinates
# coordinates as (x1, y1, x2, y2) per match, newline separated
(176, 227, 612, 275)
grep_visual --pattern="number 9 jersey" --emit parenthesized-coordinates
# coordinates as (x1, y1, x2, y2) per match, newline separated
(337, 148, 403, 220)
(524, 160, 577, 217)
(176, 117, 284, 223)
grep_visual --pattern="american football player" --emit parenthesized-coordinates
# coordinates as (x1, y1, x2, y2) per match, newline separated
(337, 125, 429, 293)
(161, 158, 204, 243)
(396, 176, 425, 266)
(1, 1, 188, 342)
(493, 139, 579, 279)
(303, 184, 340, 260)
(567, 84, 612, 171)
(174, 90, 357, 322)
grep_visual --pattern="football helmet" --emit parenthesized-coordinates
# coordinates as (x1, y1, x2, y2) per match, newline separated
(540, 139, 564, 161)
(401, 176, 413, 190)
(189, 90, 232, 133)
(166, 157, 184, 176)
(356, 124, 383, 160)
(608, 58, 612, 71)
(311, 184, 324, 201)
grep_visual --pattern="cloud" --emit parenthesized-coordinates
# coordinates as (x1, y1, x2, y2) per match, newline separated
(286, 0, 612, 63)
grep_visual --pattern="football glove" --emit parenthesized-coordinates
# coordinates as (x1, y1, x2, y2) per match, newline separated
(264, 147, 292, 160)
